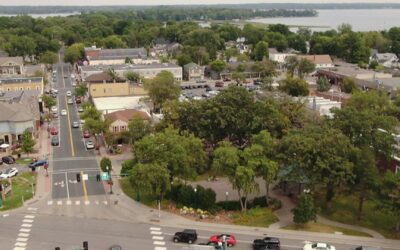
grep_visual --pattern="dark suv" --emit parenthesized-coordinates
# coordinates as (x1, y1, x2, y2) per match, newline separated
(2, 156, 15, 164)
(173, 229, 198, 244)
(253, 237, 280, 250)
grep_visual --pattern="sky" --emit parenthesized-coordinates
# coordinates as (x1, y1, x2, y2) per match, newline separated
(3, 0, 400, 6)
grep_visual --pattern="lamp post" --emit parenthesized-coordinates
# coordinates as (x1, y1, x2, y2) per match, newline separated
(194, 188, 197, 208)
(106, 166, 113, 194)
(225, 191, 229, 211)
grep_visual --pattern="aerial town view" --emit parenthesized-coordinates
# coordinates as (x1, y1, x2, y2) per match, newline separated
(0, 0, 400, 249)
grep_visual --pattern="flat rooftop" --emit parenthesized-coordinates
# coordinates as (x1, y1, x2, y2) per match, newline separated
(93, 96, 150, 115)
(0, 77, 43, 84)
(81, 63, 181, 72)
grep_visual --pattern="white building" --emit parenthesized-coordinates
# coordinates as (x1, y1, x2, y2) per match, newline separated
(370, 52, 399, 68)
(268, 48, 296, 64)
(306, 96, 341, 118)
(298, 55, 334, 69)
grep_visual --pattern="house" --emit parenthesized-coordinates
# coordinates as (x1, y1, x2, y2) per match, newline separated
(85, 72, 146, 98)
(305, 96, 341, 118)
(0, 89, 42, 114)
(85, 46, 159, 65)
(150, 40, 181, 57)
(0, 77, 44, 94)
(0, 57, 24, 76)
(0, 102, 39, 145)
(183, 63, 204, 81)
(236, 37, 249, 54)
(298, 55, 334, 69)
(268, 48, 296, 64)
(80, 63, 182, 81)
(370, 52, 399, 68)
(104, 109, 151, 134)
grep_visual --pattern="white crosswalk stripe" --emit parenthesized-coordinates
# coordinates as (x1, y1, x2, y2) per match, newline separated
(153, 241, 165, 246)
(24, 215, 35, 219)
(154, 247, 167, 250)
(47, 200, 53, 205)
(152, 236, 164, 240)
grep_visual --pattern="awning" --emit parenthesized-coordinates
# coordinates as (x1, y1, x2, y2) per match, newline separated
(0, 144, 10, 149)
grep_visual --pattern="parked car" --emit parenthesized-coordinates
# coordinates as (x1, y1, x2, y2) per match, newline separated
(196, 80, 207, 84)
(215, 81, 224, 88)
(223, 78, 231, 82)
(80, 119, 85, 124)
(173, 229, 197, 244)
(78, 107, 84, 113)
(50, 127, 58, 135)
(51, 106, 58, 113)
(72, 121, 79, 128)
(75, 96, 82, 104)
(85, 140, 95, 150)
(53, 112, 59, 119)
(253, 79, 262, 85)
(61, 109, 67, 116)
(0, 168, 18, 179)
(66, 91, 72, 97)
(72, 82, 76, 87)
(2, 155, 16, 164)
(303, 242, 335, 250)
(28, 159, 48, 169)
(209, 234, 236, 247)
(0, 158, 3, 165)
(253, 237, 280, 250)
(51, 136, 60, 146)
(109, 245, 122, 250)
(83, 130, 90, 138)
(352, 247, 382, 250)
(67, 98, 73, 104)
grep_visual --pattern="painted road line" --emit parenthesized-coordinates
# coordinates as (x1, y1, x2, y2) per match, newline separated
(152, 236, 164, 240)
(65, 96, 75, 157)
(65, 172, 70, 199)
(24, 215, 35, 219)
(103, 201, 108, 205)
(19, 228, 30, 233)
(75, 200, 80, 205)
(22, 219, 33, 223)
(153, 241, 165, 246)
(57, 200, 62, 205)
(18, 233, 30, 238)
(154, 247, 167, 250)
(3, 214, 9, 217)
(21, 224, 32, 228)
(47, 200, 53, 205)
(16, 238, 28, 242)
(81, 171, 88, 201)
(151, 231, 162, 235)
(150, 227, 161, 231)
(95, 201, 99, 205)
(27, 208, 37, 211)
(15, 242, 27, 247)
(67, 200, 72, 205)
(85, 201, 90, 205)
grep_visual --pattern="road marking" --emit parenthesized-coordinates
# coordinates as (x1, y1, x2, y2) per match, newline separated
(61, 61, 65, 89)
(21, 224, 32, 228)
(22, 219, 33, 223)
(85, 200, 90, 205)
(16, 238, 28, 242)
(24, 215, 35, 219)
(152, 236, 164, 240)
(153, 241, 165, 246)
(27, 208, 37, 211)
(47, 200, 53, 205)
(67, 200, 72, 205)
(95, 201, 99, 205)
(65, 172, 70, 199)
(19, 228, 30, 233)
(57, 200, 62, 205)
(3, 214, 9, 217)
(81, 171, 89, 201)
(14, 242, 27, 247)
(18, 233, 30, 238)
(65, 96, 75, 157)
(103, 201, 108, 205)
(154, 247, 167, 250)
(151, 231, 162, 235)
(150, 227, 161, 231)
(75, 200, 80, 205)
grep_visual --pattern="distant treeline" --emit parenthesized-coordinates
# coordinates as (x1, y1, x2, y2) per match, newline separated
(0, 6, 317, 20)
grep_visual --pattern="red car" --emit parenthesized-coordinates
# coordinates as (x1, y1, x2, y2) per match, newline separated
(83, 130, 90, 138)
(50, 127, 58, 135)
(209, 234, 237, 247)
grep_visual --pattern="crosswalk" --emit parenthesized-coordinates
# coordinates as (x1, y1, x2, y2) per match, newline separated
(47, 200, 108, 206)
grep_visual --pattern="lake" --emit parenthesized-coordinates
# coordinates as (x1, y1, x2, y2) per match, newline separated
(0, 12, 80, 18)
(249, 9, 400, 32)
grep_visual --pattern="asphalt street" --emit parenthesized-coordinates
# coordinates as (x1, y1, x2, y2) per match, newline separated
(51, 59, 105, 201)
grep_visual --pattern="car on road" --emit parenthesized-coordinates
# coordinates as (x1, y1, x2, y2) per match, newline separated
(75, 96, 82, 104)
(61, 109, 67, 116)
(66, 91, 72, 97)
(215, 81, 224, 88)
(303, 242, 335, 250)
(352, 247, 382, 250)
(72, 82, 76, 87)
(52, 93, 57, 98)
(52, 112, 59, 118)
(2, 155, 16, 164)
(85, 140, 95, 150)
(252, 237, 280, 250)
(83, 130, 90, 138)
(209, 234, 236, 247)
(173, 229, 197, 244)
(109, 245, 122, 250)
(72, 121, 79, 128)
(78, 106, 84, 112)
(51, 136, 60, 146)
(51, 106, 58, 113)
(67, 98, 73, 104)
(28, 159, 48, 169)
(51, 89, 58, 94)
(0, 168, 18, 179)
(50, 127, 58, 135)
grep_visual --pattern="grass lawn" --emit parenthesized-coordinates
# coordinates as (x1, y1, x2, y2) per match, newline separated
(317, 194, 400, 239)
(119, 177, 156, 207)
(15, 157, 33, 165)
(0, 172, 37, 211)
(283, 222, 372, 237)
(231, 207, 278, 227)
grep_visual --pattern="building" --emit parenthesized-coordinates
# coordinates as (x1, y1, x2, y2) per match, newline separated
(104, 109, 151, 133)
(80, 63, 182, 81)
(150, 40, 181, 57)
(0, 102, 39, 145)
(305, 96, 341, 118)
(298, 55, 334, 69)
(0, 57, 24, 76)
(93, 96, 150, 115)
(24, 64, 46, 77)
(370, 52, 399, 68)
(85, 46, 159, 65)
(183, 63, 204, 81)
(268, 48, 296, 64)
(0, 77, 44, 94)
(85, 72, 147, 98)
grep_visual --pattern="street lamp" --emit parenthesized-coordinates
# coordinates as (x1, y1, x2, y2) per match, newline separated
(194, 188, 197, 208)
(106, 166, 113, 194)
(225, 191, 229, 211)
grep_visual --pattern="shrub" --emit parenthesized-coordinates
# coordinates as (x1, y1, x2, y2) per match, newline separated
(121, 159, 135, 176)
(216, 200, 242, 211)
(167, 184, 217, 211)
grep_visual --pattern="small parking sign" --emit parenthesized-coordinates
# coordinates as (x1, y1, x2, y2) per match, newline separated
(101, 172, 109, 181)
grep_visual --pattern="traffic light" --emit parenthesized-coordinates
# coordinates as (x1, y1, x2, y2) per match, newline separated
(76, 173, 81, 182)
(83, 241, 88, 250)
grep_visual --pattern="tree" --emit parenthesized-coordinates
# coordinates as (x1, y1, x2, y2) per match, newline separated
(378, 171, 400, 232)
(102, 35, 126, 49)
(64, 43, 84, 65)
(252, 60, 277, 78)
(83, 118, 109, 137)
(100, 157, 112, 172)
(212, 141, 240, 178)
(341, 78, 357, 93)
(210, 59, 227, 79)
(21, 129, 36, 156)
(224, 47, 239, 62)
(292, 192, 317, 225)
(316, 77, 331, 92)
(232, 71, 245, 83)
(80, 106, 102, 121)
(232, 166, 259, 211)
(284, 56, 298, 76)
(253, 41, 269, 61)
(125, 71, 141, 82)
(130, 162, 171, 200)
(176, 53, 192, 67)
(127, 116, 152, 145)
(279, 76, 309, 97)
(74, 84, 88, 98)
(144, 71, 180, 112)
(297, 58, 316, 78)
(42, 95, 57, 111)
(40, 51, 58, 68)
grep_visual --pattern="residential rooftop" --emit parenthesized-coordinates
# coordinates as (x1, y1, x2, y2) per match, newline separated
(0, 77, 43, 84)
(86, 47, 148, 60)
(81, 63, 181, 72)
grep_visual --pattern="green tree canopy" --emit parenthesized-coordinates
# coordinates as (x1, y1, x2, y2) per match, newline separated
(252, 41, 269, 61)
(100, 157, 112, 172)
(279, 76, 309, 97)
(21, 129, 36, 156)
(64, 43, 84, 65)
